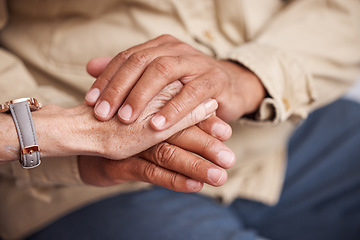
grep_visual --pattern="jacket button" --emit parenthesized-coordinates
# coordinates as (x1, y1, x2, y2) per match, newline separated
(282, 98, 290, 111)
(203, 30, 214, 41)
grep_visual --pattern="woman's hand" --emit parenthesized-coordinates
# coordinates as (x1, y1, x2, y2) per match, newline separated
(67, 81, 225, 161)
(85, 34, 266, 130)
(1, 80, 232, 164)
(78, 115, 234, 192)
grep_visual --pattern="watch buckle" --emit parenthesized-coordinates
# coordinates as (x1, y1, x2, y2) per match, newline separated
(21, 145, 40, 155)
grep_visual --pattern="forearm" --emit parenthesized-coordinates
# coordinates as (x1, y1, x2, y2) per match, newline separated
(1, 113, 20, 162)
(0, 104, 102, 162)
(1, 84, 219, 162)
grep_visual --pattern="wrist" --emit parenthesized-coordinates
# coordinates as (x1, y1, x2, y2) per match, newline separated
(219, 60, 266, 117)
(0, 114, 21, 162)
(32, 104, 105, 158)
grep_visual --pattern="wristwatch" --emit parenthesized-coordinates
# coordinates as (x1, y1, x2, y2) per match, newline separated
(0, 98, 42, 169)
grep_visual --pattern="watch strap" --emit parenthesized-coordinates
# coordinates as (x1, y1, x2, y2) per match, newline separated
(9, 101, 41, 168)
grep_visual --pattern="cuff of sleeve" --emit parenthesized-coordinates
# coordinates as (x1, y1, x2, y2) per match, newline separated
(224, 42, 317, 125)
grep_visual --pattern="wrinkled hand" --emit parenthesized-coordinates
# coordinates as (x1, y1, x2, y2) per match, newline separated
(85, 34, 266, 130)
(82, 80, 221, 160)
(78, 114, 234, 192)
(78, 55, 236, 191)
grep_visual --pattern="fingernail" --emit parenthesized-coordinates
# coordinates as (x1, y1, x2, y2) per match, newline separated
(95, 100, 110, 118)
(151, 115, 166, 129)
(118, 104, 133, 121)
(207, 168, 224, 185)
(85, 88, 100, 103)
(186, 179, 201, 190)
(204, 112, 216, 120)
(211, 122, 231, 139)
(217, 150, 235, 168)
(204, 98, 218, 111)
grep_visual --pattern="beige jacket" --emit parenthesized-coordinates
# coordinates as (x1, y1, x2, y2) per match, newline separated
(1, 0, 360, 239)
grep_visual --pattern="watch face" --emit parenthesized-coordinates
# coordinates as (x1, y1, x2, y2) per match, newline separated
(0, 98, 42, 113)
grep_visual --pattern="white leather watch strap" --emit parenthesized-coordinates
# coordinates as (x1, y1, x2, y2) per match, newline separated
(9, 101, 41, 169)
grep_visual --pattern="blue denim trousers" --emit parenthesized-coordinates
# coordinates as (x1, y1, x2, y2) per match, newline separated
(26, 99, 360, 240)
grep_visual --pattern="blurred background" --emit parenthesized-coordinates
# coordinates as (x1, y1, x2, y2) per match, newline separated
(344, 78, 360, 103)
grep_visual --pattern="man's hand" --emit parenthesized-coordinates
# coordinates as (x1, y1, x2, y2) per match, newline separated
(78, 115, 233, 192)
(85, 34, 266, 130)
(76, 51, 235, 191)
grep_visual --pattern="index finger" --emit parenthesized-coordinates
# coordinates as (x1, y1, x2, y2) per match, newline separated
(151, 74, 219, 131)
(84, 35, 180, 119)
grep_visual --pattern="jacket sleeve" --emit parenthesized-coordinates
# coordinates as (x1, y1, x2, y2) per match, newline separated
(226, 0, 360, 125)
(0, 1, 84, 187)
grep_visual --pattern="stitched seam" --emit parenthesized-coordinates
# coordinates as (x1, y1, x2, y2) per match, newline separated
(10, 104, 26, 163)
(25, 102, 39, 162)
(24, 103, 39, 160)
(25, 103, 37, 144)
(25, 103, 39, 162)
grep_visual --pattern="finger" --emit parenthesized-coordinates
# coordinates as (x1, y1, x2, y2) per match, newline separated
(151, 73, 220, 131)
(86, 57, 113, 78)
(95, 42, 195, 122)
(111, 90, 220, 161)
(78, 155, 124, 187)
(87, 35, 181, 119)
(94, 48, 170, 121)
(139, 142, 227, 187)
(158, 98, 219, 142)
(85, 57, 113, 105)
(85, 55, 128, 107)
(167, 125, 235, 169)
(102, 156, 204, 192)
(117, 55, 200, 124)
(197, 115, 232, 142)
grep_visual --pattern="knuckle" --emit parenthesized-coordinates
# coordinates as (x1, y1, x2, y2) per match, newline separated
(151, 57, 174, 78)
(142, 162, 160, 183)
(184, 83, 205, 101)
(116, 51, 131, 62)
(201, 137, 217, 153)
(191, 78, 217, 98)
(158, 34, 176, 42)
(128, 88, 148, 103)
(178, 87, 207, 121)
(153, 142, 178, 167)
(97, 74, 112, 85)
(105, 83, 124, 97)
(187, 158, 203, 174)
(168, 99, 187, 117)
(128, 51, 149, 67)
(168, 173, 180, 190)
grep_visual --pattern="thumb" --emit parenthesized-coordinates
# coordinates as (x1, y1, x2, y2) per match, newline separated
(86, 57, 113, 78)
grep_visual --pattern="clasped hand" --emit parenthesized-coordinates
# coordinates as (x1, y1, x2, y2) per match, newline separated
(81, 35, 265, 192)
